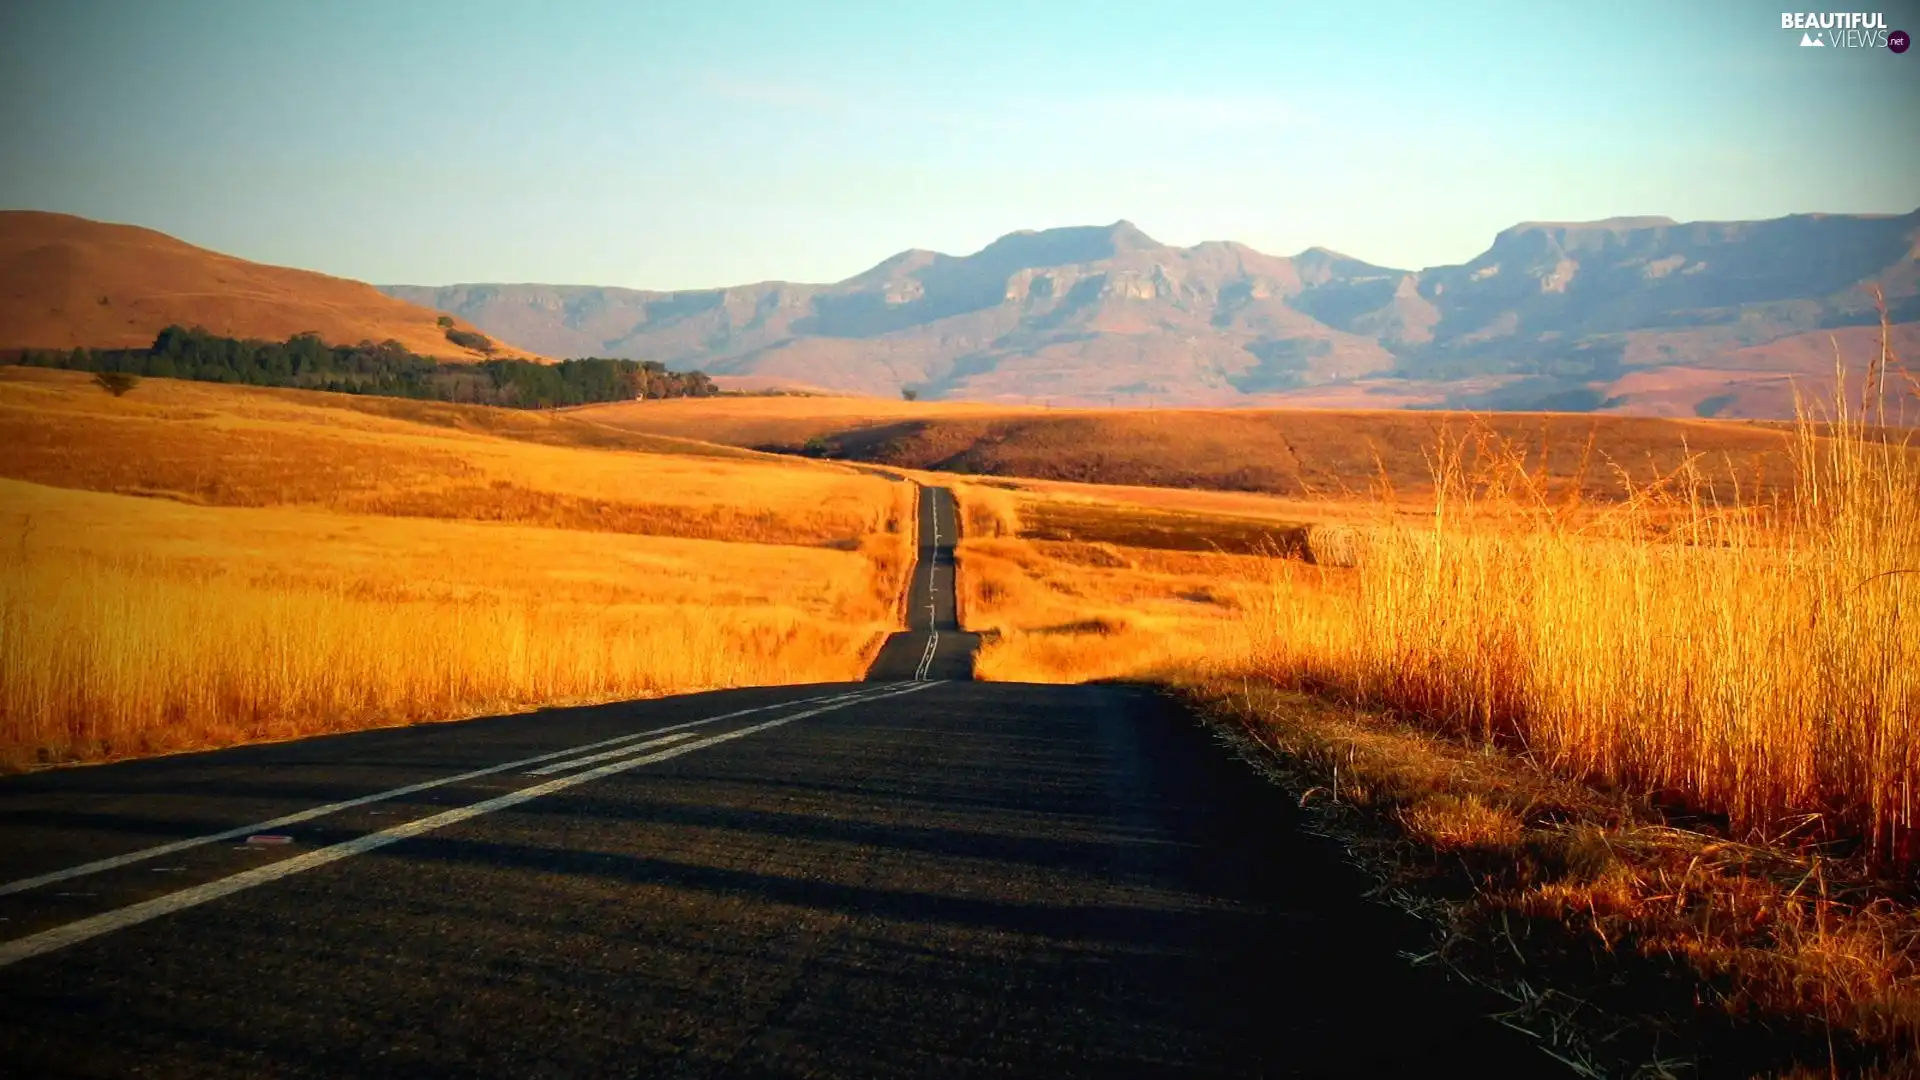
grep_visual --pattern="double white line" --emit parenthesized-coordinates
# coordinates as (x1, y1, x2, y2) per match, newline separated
(915, 491, 943, 680)
(0, 682, 934, 969)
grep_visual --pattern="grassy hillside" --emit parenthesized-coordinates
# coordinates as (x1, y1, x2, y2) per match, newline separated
(0, 211, 539, 361)
(0, 369, 913, 765)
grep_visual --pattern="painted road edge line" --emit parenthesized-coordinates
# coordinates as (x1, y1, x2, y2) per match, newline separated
(0, 682, 938, 969)
(0, 687, 877, 898)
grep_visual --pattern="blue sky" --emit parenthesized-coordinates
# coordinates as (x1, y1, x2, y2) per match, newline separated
(2, 0, 1917, 289)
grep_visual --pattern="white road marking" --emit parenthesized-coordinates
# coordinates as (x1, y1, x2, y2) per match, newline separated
(0, 688, 873, 898)
(523, 731, 697, 775)
(0, 682, 939, 969)
(915, 628, 939, 680)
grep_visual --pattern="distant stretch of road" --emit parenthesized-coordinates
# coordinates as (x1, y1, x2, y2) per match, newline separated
(0, 486, 1550, 1077)
(864, 485, 977, 682)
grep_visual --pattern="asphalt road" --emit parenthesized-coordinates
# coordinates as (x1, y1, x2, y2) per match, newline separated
(864, 485, 978, 682)
(0, 486, 1554, 1077)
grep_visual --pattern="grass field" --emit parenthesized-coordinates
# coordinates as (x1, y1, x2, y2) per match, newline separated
(580, 394, 1036, 449)
(948, 481, 1274, 685)
(0, 369, 913, 765)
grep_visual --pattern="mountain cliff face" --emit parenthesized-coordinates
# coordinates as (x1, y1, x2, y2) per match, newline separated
(383, 210, 1920, 416)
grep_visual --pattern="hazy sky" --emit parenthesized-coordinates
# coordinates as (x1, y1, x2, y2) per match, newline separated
(3, 0, 1917, 289)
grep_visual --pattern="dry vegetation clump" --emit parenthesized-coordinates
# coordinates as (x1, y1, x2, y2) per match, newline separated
(952, 481, 1021, 538)
(1301, 522, 1365, 567)
(0, 373, 914, 766)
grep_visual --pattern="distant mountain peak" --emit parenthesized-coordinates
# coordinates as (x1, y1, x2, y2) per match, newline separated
(1500, 216, 1679, 238)
(1294, 244, 1369, 263)
(842, 247, 942, 286)
(1292, 245, 1405, 281)
(969, 220, 1166, 272)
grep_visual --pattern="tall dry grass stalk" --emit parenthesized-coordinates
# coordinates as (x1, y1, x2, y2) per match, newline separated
(1243, 338, 1920, 871)
(0, 546, 880, 765)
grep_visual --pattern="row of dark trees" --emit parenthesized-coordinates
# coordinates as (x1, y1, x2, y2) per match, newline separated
(6, 326, 718, 408)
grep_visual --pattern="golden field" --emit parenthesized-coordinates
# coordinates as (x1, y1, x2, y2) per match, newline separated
(1237, 406, 1920, 868)
(948, 480, 1274, 685)
(0, 369, 913, 765)
(581, 393, 1038, 449)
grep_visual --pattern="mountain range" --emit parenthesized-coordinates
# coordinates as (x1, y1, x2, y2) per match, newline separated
(384, 211, 1920, 417)
(2, 208, 1912, 419)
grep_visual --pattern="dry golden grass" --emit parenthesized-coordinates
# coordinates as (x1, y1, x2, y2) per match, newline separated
(1240, 390, 1920, 872)
(0, 369, 894, 546)
(0, 372, 914, 766)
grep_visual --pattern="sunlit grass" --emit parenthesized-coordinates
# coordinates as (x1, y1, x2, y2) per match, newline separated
(1239, 367, 1919, 870)
(0, 373, 915, 765)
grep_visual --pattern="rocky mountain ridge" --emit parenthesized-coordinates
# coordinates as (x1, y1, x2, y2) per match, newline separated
(383, 209, 1920, 417)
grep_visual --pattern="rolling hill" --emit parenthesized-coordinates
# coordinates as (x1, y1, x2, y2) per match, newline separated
(387, 211, 1920, 418)
(578, 394, 1829, 505)
(0, 211, 540, 361)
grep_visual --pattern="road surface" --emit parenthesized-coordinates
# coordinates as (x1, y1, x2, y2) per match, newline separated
(0, 485, 1551, 1077)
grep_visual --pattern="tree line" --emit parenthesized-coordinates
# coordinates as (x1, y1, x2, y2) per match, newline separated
(5, 326, 719, 408)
